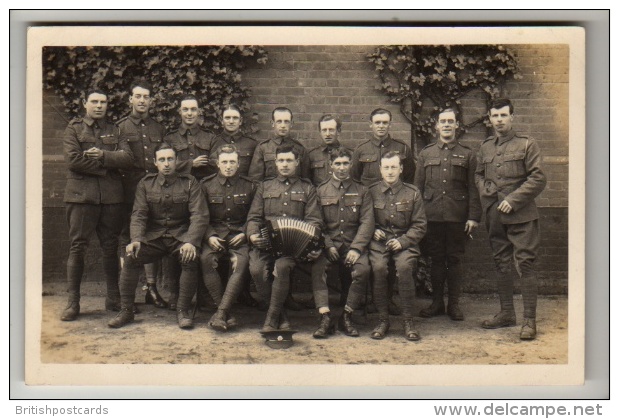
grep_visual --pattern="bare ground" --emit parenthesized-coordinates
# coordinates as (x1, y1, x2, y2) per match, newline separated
(40, 281, 567, 365)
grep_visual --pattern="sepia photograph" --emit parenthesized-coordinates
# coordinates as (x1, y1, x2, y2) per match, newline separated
(24, 25, 585, 387)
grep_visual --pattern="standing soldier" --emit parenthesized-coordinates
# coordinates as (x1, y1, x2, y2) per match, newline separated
(108, 143, 209, 329)
(368, 151, 426, 341)
(200, 144, 257, 332)
(60, 88, 133, 321)
(165, 94, 217, 181)
(117, 80, 168, 309)
(476, 98, 546, 340)
(248, 107, 310, 182)
(246, 145, 323, 332)
(308, 114, 350, 186)
(414, 108, 481, 321)
(311, 148, 374, 338)
(210, 104, 258, 177)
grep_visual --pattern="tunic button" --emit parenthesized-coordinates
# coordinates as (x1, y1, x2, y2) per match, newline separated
(284, 192, 288, 195)
(166, 217, 170, 220)
(497, 175, 502, 179)
(340, 220, 344, 223)
(390, 215, 394, 218)
(227, 185, 230, 188)
(284, 203, 288, 206)
(143, 135, 146, 138)
(340, 208, 344, 211)
(443, 168, 447, 171)
(442, 179, 447, 183)
(497, 152, 502, 156)
(444, 158, 447, 161)
(282, 213, 286, 216)
(227, 196, 231, 199)
(340, 231, 344, 234)
(188, 142, 193, 145)
(227, 208, 231, 211)
(144, 146, 147, 149)
(165, 194, 170, 198)
(190, 153, 194, 157)
(145, 157, 148, 161)
(443, 191, 446, 194)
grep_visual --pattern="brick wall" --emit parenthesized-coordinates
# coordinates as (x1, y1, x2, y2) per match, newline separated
(41, 44, 570, 293)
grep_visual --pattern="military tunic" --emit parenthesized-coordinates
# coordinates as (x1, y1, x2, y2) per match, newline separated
(247, 133, 311, 181)
(368, 179, 427, 320)
(307, 143, 351, 186)
(165, 124, 218, 180)
(199, 172, 257, 310)
(209, 131, 258, 177)
(311, 177, 374, 310)
(351, 135, 415, 186)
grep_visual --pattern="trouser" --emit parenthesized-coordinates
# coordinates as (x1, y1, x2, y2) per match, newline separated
(249, 249, 275, 305)
(200, 241, 250, 311)
(265, 256, 298, 320)
(423, 222, 467, 304)
(485, 203, 540, 318)
(119, 237, 199, 311)
(65, 202, 124, 302)
(369, 246, 418, 320)
(310, 248, 370, 311)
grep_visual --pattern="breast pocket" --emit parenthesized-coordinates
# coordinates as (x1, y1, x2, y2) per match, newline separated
(146, 193, 162, 203)
(450, 158, 469, 182)
(290, 191, 307, 215)
(320, 196, 338, 220)
(233, 195, 250, 205)
(503, 152, 526, 178)
(263, 191, 281, 215)
(100, 134, 119, 150)
(424, 158, 441, 179)
(264, 153, 276, 163)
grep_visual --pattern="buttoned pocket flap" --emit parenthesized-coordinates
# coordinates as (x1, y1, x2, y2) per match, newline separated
(311, 161, 325, 168)
(146, 193, 161, 203)
(209, 196, 224, 204)
(264, 153, 276, 162)
(173, 194, 188, 203)
(360, 154, 378, 163)
(504, 152, 526, 161)
(290, 192, 307, 202)
(233, 195, 249, 204)
(424, 158, 441, 167)
(123, 133, 139, 142)
(195, 136, 214, 150)
(482, 156, 494, 164)
(264, 191, 281, 199)
(67, 171, 83, 180)
(423, 190, 433, 200)
(343, 195, 360, 206)
(449, 191, 467, 201)
(173, 141, 189, 151)
(373, 201, 386, 209)
(396, 201, 413, 211)
(451, 159, 468, 168)
(101, 134, 118, 145)
(320, 197, 338, 206)
(239, 149, 253, 157)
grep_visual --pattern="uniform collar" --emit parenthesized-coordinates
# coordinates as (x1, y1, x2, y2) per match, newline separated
(380, 179, 403, 194)
(179, 124, 201, 136)
(128, 113, 150, 125)
(329, 175, 352, 189)
(370, 134, 392, 147)
(276, 175, 297, 184)
(217, 172, 238, 186)
(221, 131, 242, 142)
(269, 133, 294, 144)
(321, 141, 341, 152)
(437, 139, 457, 150)
(157, 172, 179, 185)
(496, 129, 516, 145)
(83, 115, 99, 127)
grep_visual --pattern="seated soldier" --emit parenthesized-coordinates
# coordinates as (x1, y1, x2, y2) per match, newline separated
(368, 151, 427, 341)
(246, 144, 323, 332)
(108, 143, 209, 329)
(311, 147, 374, 338)
(200, 144, 257, 331)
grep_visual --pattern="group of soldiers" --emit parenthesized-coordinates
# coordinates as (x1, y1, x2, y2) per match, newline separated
(60, 78, 547, 343)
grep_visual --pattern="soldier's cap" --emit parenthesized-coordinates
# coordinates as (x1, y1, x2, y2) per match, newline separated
(260, 330, 297, 349)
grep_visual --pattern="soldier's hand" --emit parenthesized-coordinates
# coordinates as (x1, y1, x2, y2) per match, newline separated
(250, 234, 269, 250)
(464, 220, 479, 236)
(125, 242, 141, 259)
(385, 238, 402, 252)
(208, 236, 226, 252)
(306, 249, 321, 262)
(84, 147, 104, 160)
(228, 233, 246, 249)
(326, 247, 340, 263)
(344, 249, 360, 267)
(497, 200, 513, 214)
(192, 155, 209, 168)
(373, 229, 386, 241)
(179, 243, 197, 263)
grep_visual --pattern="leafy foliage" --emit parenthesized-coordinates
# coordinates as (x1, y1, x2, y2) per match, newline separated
(368, 45, 520, 149)
(43, 46, 268, 133)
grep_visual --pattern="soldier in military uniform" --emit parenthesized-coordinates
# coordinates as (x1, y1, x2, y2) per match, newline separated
(414, 108, 481, 321)
(311, 148, 374, 338)
(308, 114, 351, 187)
(200, 144, 257, 332)
(60, 88, 134, 321)
(165, 94, 217, 180)
(108, 143, 209, 329)
(248, 107, 311, 182)
(368, 151, 426, 341)
(475, 98, 547, 340)
(117, 80, 169, 309)
(246, 145, 323, 332)
(210, 104, 258, 177)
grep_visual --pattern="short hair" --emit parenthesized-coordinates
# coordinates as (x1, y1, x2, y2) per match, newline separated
(380, 151, 402, 165)
(437, 107, 458, 119)
(275, 144, 299, 160)
(370, 108, 392, 122)
(318, 114, 342, 132)
(329, 147, 352, 163)
(488, 98, 514, 114)
(178, 94, 199, 108)
(84, 87, 108, 101)
(214, 144, 239, 160)
(222, 103, 242, 115)
(129, 79, 153, 95)
(271, 107, 293, 121)
(153, 142, 176, 159)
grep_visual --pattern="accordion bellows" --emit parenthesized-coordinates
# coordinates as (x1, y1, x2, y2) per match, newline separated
(259, 218, 323, 260)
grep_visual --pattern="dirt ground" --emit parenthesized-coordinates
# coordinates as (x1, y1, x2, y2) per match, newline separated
(39, 281, 567, 366)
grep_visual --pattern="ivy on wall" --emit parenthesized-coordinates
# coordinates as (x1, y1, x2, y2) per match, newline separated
(43, 46, 268, 133)
(368, 45, 520, 152)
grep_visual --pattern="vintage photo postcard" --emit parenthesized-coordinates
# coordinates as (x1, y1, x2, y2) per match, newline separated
(25, 26, 585, 387)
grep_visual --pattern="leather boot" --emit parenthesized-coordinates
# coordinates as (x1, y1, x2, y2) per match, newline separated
(446, 263, 464, 321)
(520, 318, 537, 340)
(261, 310, 280, 333)
(177, 309, 193, 329)
(370, 319, 390, 340)
(168, 291, 178, 311)
(481, 310, 516, 329)
(482, 269, 516, 329)
(61, 301, 80, 321)
(313, 312, 335, 339)
(403, 318, 421, 341)
(338, 310, 359, 337)
(420, 262, 446, 317)
(419, 298, 445, 318)
(61, 262, 83, 321)
(108, 305, 135, 328)
(105, 297, 122, 312)
(102, 255, 121, 311)
(209, 309, 228, 332)
(145, 283, 168, 308)
(226, 314, 237, 328)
